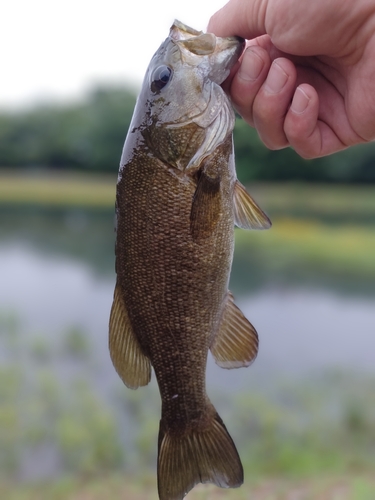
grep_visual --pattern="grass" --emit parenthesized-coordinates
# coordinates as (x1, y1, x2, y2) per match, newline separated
(234, 217, 375, 279)
(0, 170, 116, 208)
(2, 474, 375, 500)
(2, 310, 375, 499)
(249, 182, 375, 221)
(1, 171, 375, 217)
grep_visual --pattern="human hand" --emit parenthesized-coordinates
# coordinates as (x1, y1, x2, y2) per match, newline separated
(208, 0, 375, 158)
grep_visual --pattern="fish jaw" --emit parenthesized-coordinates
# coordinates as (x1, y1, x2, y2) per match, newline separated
(169, 19, 203, 40)
(170, 19, 245, 85)
(206, 35, 245, 85)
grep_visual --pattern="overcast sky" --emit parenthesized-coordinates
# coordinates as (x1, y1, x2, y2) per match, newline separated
(1, 0, 228, 109)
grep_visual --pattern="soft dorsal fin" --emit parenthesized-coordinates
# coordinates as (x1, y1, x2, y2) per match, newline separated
(109, 283, 151, 389)
(234, 180, 271, 230)
(210, 291, 258, 369)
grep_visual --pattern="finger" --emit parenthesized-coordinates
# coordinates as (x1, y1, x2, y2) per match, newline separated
(284, 79, 363, 158)
(283, 85, 327, 157)
(229, 45, 272, 126)
(207, 0, 266, 39)
(252, 58, 297, 149)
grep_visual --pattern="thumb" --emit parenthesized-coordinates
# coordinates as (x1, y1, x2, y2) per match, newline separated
(207, 0, 267, 39)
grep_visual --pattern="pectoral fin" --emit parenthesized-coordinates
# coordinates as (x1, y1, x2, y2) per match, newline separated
(109, 283, 151, 389)
(234, 180, 271, 229)
(190, 170, 221, 241)
(210, 291, 258, 369)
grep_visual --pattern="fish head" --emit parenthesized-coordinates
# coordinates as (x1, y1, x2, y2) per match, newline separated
(129, 20, 245, 171)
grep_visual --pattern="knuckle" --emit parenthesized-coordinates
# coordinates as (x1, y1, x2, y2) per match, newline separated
(259, 132, 288, 150)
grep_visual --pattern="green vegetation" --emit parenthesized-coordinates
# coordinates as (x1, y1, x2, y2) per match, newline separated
(1, 308, 375, 499)
(234, 118, 375, 184)
(0, 311, 124, 481)
(1, 85, 375, 184)
(249, 182, 375, 223)
(2, 474, 375, 499)
(229, 182, 375, 293)
(0, 87, 136, 173)
(1, 172, 375, 291)
(232, 217, 375, 293)
(2, 171, 375, 218)
(0, 171, 115, 208)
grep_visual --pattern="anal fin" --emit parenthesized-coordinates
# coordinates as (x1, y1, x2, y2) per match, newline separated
(109, 283, 151, 389)
(234, 180, 271, 230)
(210, 291, 258, 369)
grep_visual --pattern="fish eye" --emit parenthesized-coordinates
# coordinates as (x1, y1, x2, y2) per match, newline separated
(150, 65, 172, 93)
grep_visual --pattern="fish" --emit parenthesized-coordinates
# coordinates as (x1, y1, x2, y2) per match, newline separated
(109, 19, 271, 500)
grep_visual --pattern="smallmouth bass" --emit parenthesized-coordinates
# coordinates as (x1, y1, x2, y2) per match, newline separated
(109, 20, 271, 500)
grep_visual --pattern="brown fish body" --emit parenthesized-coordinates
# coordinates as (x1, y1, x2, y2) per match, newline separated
(109, 20, 271, 500)
(117, 135, 233, 425)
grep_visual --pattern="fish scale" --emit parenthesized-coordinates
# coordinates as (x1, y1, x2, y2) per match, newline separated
(109, 19, 271, 500)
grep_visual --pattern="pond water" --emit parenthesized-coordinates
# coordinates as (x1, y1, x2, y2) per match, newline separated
(1, 209, 374, 381)
(1, 208, 375, 480)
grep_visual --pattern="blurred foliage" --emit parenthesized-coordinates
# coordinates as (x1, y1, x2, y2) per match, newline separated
(233, 119, 375, 184)
(1, 85, 375, 183)
(228, 373, 375, 477)
(248, 183, 375, 225)
(0, 87, 136, 172)
(0, 310, 124, 481)
(0, 172, 115, 208)
(61, 326, 91, 360)
(1, 306, 375, 491)
(56, 379, 123, 475)
(231, 217, 375, 295)
(2, 474, 375, 500)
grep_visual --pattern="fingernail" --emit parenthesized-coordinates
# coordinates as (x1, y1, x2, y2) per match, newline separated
(265, 61, 288, 94)
(238, 48, 264, 81)
(291, 87, 310, 114)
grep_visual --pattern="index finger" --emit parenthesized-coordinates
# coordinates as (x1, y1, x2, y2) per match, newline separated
(207, 0, 267, 39)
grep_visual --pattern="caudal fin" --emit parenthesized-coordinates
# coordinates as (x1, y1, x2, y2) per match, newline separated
(157, 409, 243, 500)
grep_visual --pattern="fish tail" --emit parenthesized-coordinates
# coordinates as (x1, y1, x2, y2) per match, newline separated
(157, 405, 243, 500)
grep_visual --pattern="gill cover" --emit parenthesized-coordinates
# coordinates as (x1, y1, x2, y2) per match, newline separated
(139, 20, 244, 171)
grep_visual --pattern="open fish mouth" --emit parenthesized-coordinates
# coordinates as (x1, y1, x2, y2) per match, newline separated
(170, 20, 203, 39)
(170, 19, 245, 85)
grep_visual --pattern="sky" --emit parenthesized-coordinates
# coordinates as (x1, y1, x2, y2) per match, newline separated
(1, 0, 228, 110)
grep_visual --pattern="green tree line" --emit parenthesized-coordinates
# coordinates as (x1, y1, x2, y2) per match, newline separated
(0, 85, 374, 183)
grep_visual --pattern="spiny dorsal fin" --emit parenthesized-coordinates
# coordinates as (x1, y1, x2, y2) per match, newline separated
(157, 405, 243, 500)
(210, 291, 258, 369)
(109, 283, 151, 389)
(234, 180, 271, 230)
